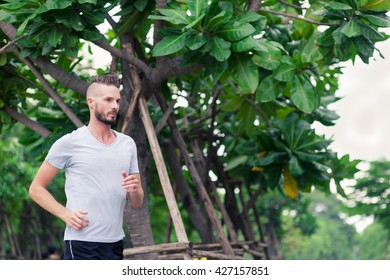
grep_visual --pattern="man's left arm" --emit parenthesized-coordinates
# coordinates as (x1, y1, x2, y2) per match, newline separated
(122, 172, 144, 208)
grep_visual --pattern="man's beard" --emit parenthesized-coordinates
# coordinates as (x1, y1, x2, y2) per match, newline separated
(95, 109, 117, 125)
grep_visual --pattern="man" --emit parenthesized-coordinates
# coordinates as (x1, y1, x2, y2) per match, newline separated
(29, 73, 144, 260)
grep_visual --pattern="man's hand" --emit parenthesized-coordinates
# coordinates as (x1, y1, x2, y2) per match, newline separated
(122, 172, 144, 208)
(63, 209, 89, 231)
(122, 172, 140, 193)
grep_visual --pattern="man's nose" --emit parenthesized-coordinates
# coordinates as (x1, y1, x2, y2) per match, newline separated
(113, 102, 119, 110)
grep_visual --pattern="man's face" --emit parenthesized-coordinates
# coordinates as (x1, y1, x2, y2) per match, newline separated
(89, 84, 121, 125)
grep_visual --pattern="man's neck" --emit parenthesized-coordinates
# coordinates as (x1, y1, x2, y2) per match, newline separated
(87, 120, 116, 144)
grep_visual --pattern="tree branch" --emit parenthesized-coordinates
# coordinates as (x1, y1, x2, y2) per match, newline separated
(0, 35, 27, 54)
(92, 39, 152, 77)
(104, 13, 117, 30)
(3, 105, 51, 138)
(33, 56, 89, 96)
(152, 57, 204, 84)
(259, 8, 339, 26)
(0, 21, 16, 40)
(249, 0, 262, 12)
(22, 57, 84, 128)
(154, 0, 169, 68)
(278, 0, 303, 10)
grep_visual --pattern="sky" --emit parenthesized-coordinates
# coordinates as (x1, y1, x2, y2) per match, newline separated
(314, 39, 390, 232)
(315, 40, 390, 162)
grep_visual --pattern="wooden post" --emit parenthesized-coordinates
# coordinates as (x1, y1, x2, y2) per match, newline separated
(138, 97, 191, 259)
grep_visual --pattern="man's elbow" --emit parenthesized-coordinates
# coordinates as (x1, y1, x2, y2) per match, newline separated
(28, 183, 40, 201)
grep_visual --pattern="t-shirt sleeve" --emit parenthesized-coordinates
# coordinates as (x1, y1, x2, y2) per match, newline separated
(129, 139, 140, 174)
(45, 135, 72, 169)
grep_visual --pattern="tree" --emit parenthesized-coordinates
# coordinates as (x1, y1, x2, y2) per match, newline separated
(0, 0, 389, 259)
(344, 161, 390, 259)
(281, 191, 358, 259)
(358, 222, 389, 260)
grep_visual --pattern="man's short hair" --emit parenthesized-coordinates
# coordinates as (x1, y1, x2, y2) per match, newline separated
(89, 73, 120, 88)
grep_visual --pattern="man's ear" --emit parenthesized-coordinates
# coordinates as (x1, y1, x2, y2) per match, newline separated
(87, 97, 94, 109)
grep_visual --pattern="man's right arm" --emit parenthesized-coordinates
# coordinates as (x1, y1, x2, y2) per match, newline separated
(29, 161, 89, 231)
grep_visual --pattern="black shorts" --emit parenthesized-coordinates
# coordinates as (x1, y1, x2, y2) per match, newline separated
(63, 240, 124, 260)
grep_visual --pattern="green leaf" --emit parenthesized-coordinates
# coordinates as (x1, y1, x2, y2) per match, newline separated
(354, 36, 375, 58)
(209, 37, 231, 61)
(280, 113, 310, 150)
(204, 1, 229, 31)
(341, 19, 363, 38)
(180, 51, 203, 67)
(317, 27, 337, 47)
(182, 14, 205, 31)
(363, 0, 390, 11)
(217, 21, 256, 41)
(324, 2, 353, 11)
(302, 37, 324, 63)
(82, 10, 105, 25)
(16, 13, 36, 35)
(134, 0, 148, 11)
(290, 76, 319, 113)
(232, 36, 267, 52)
(224, 155, 248, 171)
(252, 52, 281, 71)
(48, 26, 62, 47)
(78, 0, 97, 4)
(223, 95, 245, 112)
(358, 20, 385, 41)
(289, 156, 304, 177)
(0, 54, 7, 66)
(46, 0, 73, 10)
(41, 43, 53, 55)
(251, 152, 286, 166)
(80, 28, 104, 41)
(207, 60, 228, 83)
(118, 10, 141, 35)
(235, 11, 265, 23)
(0, 10, 16, 22)
(263, 165, 282, 188)
(237, 101, 257, 134)
(256, 76, 283, 102)
(231, 54, 259, 93)
(154, 8, 191, 25)
(152, 32, 190, 56)
(232, 36, 256, 52)
(186, 33, 207, 50)
(274, 63, 296, 82)
(0, 2, 27, 10)
(360, 13, 390, 27)
(188, 0, 207, 19)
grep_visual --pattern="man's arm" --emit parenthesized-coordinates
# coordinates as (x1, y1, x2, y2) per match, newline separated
(29, 161, 89, 230)
(122, 172, 144, 208)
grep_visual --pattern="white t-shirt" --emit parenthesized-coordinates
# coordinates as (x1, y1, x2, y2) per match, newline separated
(45, 126, 139, 242)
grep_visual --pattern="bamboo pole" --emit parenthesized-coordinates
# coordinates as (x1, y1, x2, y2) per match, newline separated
(138, 97, 190, 260)
(123, 242, 191, 256)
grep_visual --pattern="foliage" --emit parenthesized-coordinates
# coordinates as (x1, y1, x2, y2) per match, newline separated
(344, 161, 390, 230)
(357, 222, 389, 259)
(281, 191, 358, 259)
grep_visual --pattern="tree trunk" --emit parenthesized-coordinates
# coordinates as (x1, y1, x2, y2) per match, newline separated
(162, 139, 215, 243)
(120, 37, 157, 259)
